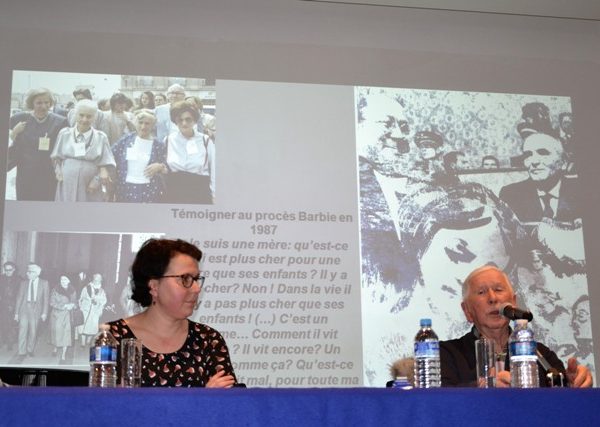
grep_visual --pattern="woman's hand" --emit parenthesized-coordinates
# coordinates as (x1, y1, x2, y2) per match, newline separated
(98, 167, 111, 185)
(10, 121, 27, 141)
(206, 369, 235, 388)
(144, 163, 167, 178)
(126, 118, 136, 132)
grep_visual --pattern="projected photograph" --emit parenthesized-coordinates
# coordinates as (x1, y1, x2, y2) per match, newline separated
(6, 70, 216, 205)
(356, 87, 592, 386)
(0, 230, 162, 367)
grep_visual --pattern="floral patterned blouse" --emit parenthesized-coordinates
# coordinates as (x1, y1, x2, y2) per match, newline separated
(108, 319, 236, 387)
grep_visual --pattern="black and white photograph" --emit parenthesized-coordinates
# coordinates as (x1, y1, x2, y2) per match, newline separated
(0, 230, 162, 368)
(356, 86, 593, 386)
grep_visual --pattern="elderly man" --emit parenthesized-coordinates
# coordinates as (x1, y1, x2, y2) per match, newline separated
(499, 132, 579, 223)
(356, 88, 415, 239)
(440, 265, 592, 387)
(356, 88, 415, 298)
(155, 83, 187, 143)
(14, 263, 49, 359)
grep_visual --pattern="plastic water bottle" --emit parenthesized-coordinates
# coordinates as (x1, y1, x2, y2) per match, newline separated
(509, 319, 539, 388)
(413, 318, 441, 388)
(89, 323, 118, 387)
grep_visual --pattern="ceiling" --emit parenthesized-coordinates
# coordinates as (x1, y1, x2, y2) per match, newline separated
(303, 0, 600, 20)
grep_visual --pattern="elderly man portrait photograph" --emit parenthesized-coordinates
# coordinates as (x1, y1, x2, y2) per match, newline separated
(499, 132, 580, 223)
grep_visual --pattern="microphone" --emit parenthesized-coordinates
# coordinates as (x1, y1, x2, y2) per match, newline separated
(499, 303, 533, 321)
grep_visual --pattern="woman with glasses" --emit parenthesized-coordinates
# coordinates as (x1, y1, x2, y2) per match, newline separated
(108, 238, 237, 387)
(163, 100, 215, 204)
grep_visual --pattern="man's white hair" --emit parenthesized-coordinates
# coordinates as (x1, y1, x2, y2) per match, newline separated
(167, 84, 185, 95)
(462, 265, 512, 301)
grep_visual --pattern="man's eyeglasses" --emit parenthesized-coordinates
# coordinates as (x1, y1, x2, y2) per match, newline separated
(159, 274, 205, 289)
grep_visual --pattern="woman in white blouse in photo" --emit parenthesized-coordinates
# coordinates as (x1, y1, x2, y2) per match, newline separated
(111, 109, 167, 203)
(163, 100, 215, 204)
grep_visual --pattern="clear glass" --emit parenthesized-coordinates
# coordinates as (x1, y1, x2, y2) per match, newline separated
(120, 338, 143, 388)
(475, 338, 496, 388)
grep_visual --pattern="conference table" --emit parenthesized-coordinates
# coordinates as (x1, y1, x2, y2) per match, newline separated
(2, 387, 600, 426)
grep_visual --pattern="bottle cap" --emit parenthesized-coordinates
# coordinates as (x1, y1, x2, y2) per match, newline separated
(516, 319, 528, 327)
(419, 318, 432, 327)
(99, 323, 110, 331)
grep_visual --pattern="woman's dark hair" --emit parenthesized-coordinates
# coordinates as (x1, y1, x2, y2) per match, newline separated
(169, 100, 200, 124)
(139, 91, 155, 109)
(55, 275, 75, 298)
(131, 238, 203, 307)
(73, 88, 93, 100)
(109, 92, 133, 111)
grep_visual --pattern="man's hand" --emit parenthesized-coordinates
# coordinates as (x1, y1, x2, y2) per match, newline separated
(566, 357, 593, 388)
(496, 370, 511, 388)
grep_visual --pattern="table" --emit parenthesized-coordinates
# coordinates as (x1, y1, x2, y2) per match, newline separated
(1, 387, 599, 426)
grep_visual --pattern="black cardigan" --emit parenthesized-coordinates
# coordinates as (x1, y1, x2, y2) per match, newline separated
(440, 326, 567, 387)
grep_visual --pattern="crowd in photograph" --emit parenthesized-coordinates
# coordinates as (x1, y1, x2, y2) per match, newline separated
(7, 84, 216, 204)
(0, 261, 136, 364)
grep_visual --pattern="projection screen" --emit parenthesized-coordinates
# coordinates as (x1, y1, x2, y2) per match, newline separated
(0, 2, 599, 388)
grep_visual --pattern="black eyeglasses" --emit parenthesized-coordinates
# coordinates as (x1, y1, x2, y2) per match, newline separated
(159, 274, 205, 289)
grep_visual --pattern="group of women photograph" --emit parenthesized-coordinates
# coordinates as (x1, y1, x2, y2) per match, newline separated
(8, 88, 215, 205)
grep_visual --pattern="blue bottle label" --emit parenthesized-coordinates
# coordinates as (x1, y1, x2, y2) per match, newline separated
(509, 341, 536, 357)
(90, 345, 117, 363)
(414, 341, 439, 357)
